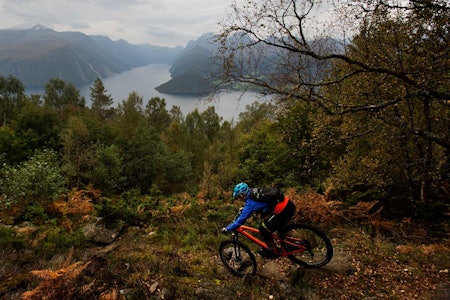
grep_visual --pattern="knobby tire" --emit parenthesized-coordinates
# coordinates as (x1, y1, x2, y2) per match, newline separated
(219, 240, 256, 277)
(280, 224, 333, 268)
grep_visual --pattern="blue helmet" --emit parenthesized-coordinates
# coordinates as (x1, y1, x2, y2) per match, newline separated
(233, 182, 249, 198)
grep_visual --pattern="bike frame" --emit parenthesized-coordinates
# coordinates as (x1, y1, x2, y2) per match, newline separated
(235, 224, 307, 257)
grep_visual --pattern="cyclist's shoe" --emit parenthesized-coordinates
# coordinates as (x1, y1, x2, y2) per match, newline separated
(257, 247, 280, 259)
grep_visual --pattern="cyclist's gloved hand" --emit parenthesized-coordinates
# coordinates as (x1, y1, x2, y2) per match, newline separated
(221, 227, 228, 234)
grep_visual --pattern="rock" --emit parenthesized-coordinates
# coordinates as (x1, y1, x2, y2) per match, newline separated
(260, 260, 288, 280)
(82, 218, 125, 244)
(325, 249, 354, 275)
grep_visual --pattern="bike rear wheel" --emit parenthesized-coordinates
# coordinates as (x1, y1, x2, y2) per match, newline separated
(219, 240, 256, 277)
(280, 224, 333, 268)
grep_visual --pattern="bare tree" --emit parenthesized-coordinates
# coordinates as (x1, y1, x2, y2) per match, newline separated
(219, 0, 448, 107)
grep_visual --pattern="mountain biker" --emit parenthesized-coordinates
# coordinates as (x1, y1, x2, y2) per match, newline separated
(222, 182, 296, 258)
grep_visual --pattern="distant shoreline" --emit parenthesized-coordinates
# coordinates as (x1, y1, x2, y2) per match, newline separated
(23, 64, 267, 121)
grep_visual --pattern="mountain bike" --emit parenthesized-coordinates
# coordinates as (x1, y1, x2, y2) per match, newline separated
(219, 211, 333, 277)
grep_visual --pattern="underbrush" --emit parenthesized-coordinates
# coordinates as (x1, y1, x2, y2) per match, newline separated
(0, 189, 448, 299)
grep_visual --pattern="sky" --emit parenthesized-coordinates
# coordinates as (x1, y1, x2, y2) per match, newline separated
(0, 0, 231, 47)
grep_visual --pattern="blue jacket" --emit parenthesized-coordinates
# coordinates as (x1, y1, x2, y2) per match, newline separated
(226, 194, 270, 232)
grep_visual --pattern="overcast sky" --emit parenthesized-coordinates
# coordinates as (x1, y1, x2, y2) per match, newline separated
(0, 0, 231, 47)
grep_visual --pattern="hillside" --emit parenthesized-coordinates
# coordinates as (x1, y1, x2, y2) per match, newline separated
(0, 25, 182, 87)
(155, 33, 222, 95)
(0, 190, 448, 299)
(154, 33, 344, 96)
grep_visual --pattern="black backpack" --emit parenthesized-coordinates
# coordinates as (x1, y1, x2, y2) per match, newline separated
(249, 187, 284, 207)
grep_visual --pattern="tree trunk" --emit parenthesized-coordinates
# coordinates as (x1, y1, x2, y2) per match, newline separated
(419, 96, 433, 204)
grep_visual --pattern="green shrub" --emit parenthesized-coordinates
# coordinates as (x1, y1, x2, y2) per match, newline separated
(95, 189, 157, 225)
(24, 202, 49, 224)
(0, 149, 67, 208)
(206, 201, 238, 229)
(37, 226, 86, 258)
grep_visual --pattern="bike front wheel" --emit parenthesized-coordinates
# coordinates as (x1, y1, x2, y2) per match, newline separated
(280, 224, 333, 268)
(219, 240, 256, 277)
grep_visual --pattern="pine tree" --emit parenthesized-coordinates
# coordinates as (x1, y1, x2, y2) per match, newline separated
(90, 78, 113, 117)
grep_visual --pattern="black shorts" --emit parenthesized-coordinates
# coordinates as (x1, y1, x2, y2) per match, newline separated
(263, 200, 296, 232)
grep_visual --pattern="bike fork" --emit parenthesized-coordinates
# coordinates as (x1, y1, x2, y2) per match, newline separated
(232, 236, 243, 261)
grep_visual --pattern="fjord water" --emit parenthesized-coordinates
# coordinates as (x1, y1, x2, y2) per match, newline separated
(27, 64, 266, 121)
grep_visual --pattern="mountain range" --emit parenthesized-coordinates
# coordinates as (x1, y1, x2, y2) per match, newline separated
(0, 25, 183, 87)
(0, 25, 343, 96)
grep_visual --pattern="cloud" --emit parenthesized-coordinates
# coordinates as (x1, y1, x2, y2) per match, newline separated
(0, 0, 229, 47)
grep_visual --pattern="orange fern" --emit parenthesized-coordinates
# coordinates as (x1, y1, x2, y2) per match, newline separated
(288, 190, 343, 226)
(21, 250, 91, 300)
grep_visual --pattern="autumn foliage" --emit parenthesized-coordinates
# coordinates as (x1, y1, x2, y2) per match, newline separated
(22, 250, 90, 300)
